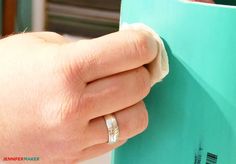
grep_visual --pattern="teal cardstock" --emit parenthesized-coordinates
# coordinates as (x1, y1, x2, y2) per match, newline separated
(112, 1, 236, 164)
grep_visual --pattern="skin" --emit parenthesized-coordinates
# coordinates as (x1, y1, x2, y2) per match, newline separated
(0, 30, 156, 163)
(0, 0, 215, 163)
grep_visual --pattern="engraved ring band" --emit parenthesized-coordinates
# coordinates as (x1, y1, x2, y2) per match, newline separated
(104, 114, 120, 144)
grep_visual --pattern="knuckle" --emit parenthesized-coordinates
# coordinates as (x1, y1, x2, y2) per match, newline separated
(119, 102, 149, 139)
(38, 32, 66, 42)
(37, 31, 61, 37)
(120, 118, 133, 138)
(137, 105, 149, 132)
(134, 67, 151, 97)
(44, 31, 62, 37)
(60, 40, 98, 82)
(130, 30, 156, 62)
(30, 31, 64, 42)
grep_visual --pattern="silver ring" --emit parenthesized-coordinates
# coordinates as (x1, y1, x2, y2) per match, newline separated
(104, 114, 120, 144)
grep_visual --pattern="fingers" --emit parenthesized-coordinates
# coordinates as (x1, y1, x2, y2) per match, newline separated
(80, 67, 151, 119)
(60, 29, 158, 82)
(85, 101, 148, 147)
(79, 140, 126, 162)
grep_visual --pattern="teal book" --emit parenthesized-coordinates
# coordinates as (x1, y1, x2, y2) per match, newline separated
(112, 0, 236, 164)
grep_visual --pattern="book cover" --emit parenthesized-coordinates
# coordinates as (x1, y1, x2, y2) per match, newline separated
(112, 0, 236, 163)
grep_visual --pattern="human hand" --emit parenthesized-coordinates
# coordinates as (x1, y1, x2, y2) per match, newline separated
(0, 30, 157, 163)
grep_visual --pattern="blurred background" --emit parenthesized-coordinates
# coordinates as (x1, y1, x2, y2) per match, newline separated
(0, 0, 121, 38)
(0, 0, 121, 163)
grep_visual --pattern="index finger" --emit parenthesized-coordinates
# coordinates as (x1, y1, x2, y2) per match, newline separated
(61, 30, 158, 82)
